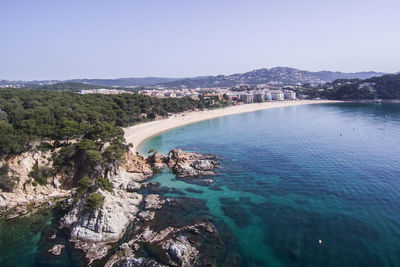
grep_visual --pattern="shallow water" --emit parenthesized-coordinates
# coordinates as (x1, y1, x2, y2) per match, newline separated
(140, 103, 400, 266)
(1, 103, 399, 266)
(0, 205, 84, 267)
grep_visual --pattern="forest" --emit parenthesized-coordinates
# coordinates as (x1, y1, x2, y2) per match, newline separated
(307, 74, 400, 100)
(0, 89, 227, 155)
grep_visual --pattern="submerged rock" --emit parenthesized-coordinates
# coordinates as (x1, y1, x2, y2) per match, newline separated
(48, 244, 65, 256)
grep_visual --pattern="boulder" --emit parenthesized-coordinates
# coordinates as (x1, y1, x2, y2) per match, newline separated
(126, 181, 141, 192)
(167, 149, 219, 178)
(138, 210, 155, 221)
(147, 152, 167, 169)
(144, 194, 165, 210)
(106, 222, 218, 267)
(48, 244, 65, 256)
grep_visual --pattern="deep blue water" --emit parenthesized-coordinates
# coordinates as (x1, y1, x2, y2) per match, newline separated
(139, 103, 400, 266)
(1, 103, 400, 266)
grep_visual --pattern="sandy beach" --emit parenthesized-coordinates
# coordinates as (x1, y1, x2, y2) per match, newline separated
(124, 100, 341, 152)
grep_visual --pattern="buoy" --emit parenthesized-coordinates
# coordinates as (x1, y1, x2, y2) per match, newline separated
(318, 240, 322, 244)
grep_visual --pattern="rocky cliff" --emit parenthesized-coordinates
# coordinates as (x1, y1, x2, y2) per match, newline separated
(60, 149, 154, 263)
(1, 147, 222, 265)
(0, 150, 70, 218)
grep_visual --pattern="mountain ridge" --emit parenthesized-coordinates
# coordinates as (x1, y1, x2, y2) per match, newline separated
(0, 67, 386, 88)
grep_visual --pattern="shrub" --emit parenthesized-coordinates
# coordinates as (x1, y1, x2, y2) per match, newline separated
(103, 144, 125, 163)
(53, 145, 76, 168)
(85, 192, 104, 211)
(28, 162, 52, 185)
(86, 150, 103, 164)
(76, 176, 92, 195)
(0, 164, 18, 192)
(37, 142, 53, 152)
(96, 177, 113, 192)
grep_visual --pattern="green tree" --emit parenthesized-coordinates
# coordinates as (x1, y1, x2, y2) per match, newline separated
(76, 176, 92, 196)
(85, 192, 104, 211)
(96, 177, 113, 192)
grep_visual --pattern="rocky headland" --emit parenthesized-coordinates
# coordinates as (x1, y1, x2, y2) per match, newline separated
(0, 150, 71, 219)
(1, 146, 221, 266)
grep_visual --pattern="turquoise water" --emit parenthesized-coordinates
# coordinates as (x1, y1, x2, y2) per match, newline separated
(0, 206, 84, 267)
(140, 103, 400, 266)
(1, 103, 399, 266)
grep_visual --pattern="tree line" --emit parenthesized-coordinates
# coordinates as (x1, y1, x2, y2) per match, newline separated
(307, 74, 400, 100)
(0, 89, 221, 155)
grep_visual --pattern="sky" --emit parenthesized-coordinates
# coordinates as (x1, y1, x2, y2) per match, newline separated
(1, 0, 399, 80)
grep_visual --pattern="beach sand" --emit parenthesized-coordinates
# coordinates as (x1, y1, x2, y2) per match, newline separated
(124, 100, 341, 153)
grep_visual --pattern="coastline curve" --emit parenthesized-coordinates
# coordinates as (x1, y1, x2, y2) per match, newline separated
(124, 100, 342, 153)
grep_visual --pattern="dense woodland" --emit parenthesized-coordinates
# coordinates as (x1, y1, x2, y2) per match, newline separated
(0, 89, 228, 156)
(305, 74, 400, 100)
(29, 82, 107, 92)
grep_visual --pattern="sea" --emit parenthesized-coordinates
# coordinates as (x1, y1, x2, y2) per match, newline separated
(1, 103, 400, 266)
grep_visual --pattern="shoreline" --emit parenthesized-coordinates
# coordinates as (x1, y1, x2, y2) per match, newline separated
(124, 100, 342, 153)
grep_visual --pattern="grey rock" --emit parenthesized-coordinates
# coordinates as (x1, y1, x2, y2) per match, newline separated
(126, 182, 141, 192)
(147, 152, 167, 169)
(48, 244, 65, 256)
(138, 210, 155, 221)
(167, 149, 219, 178)
(144, 194, 165, 210)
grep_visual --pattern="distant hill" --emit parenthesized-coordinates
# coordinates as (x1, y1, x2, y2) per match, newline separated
(28, 82, 107, 92)
(68, 77, 182, 87)
(159, 67, 386, 88)
(312, 71, 386, 81)
(0, 67, 386, 88)
(309, 74, 400, 100)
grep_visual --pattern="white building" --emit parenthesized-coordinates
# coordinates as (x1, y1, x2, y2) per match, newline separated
(240, 93, 254, 103)
(271, 91, 284, 100)
(284, 91, 296, 100)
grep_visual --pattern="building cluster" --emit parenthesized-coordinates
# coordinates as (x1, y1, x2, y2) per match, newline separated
(233, 90, 296, 103)
(137, 87, 296, 103)
(138, 88, 201, 100)
(79, 89, 134, 95)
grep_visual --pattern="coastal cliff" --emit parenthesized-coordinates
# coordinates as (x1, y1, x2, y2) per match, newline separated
(0, 150, 70, 218)
(0, 145, 221, 265)
(2, 146, 220, 266)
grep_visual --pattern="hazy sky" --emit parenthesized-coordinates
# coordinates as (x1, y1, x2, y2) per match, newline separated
(1, 0, 399, 80)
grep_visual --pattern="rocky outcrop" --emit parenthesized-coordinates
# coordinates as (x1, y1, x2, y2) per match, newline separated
(48, 244, 65, 256)
(144, 194, 165, 210)
(167, 149, 219, 178)
(60, 149, 154, 263)
(61, 188, 143, 243)
(0, 150, 70, 216)
(106, 222, 218, 267)
(122, 150, 152, 177)
(147, 152, 167, 169)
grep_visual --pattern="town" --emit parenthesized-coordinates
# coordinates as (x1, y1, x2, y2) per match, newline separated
(80, 84, 298, 103)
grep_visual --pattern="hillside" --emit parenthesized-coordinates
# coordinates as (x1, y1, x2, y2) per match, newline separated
(305, 74, 400, 100)
(1, 67, 386, 88)
(29, 82, 107, 92)
(68, 77, 182, 87)
(159, 67, 385, 88)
